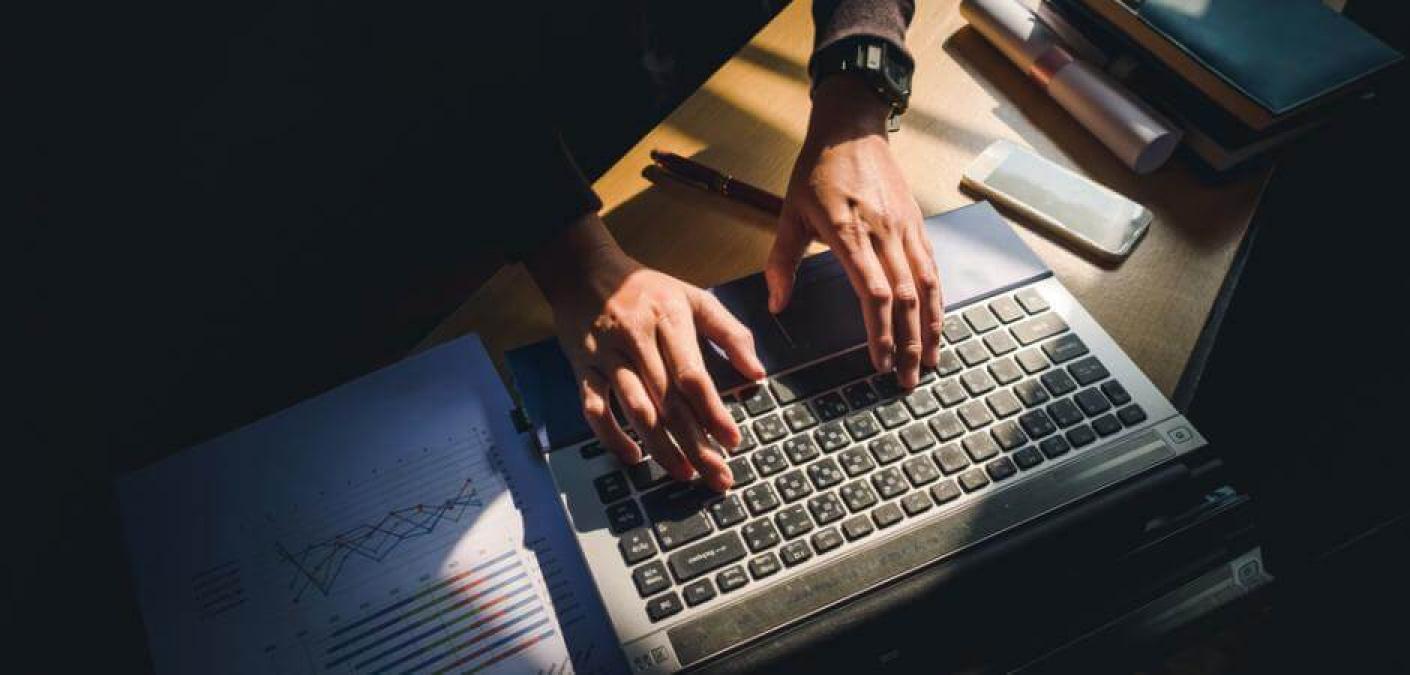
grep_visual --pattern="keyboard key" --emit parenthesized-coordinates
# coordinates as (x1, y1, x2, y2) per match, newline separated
(620, 528, 658, 565)
(807, 492, 848, 525)
(812, 392, 850, 421)
(845, 412, 882, 440)
(770, 348, 873, 404)
(989, 357, 1024, 385)
(716, 566, 749, 593)
(1016, 288, 1050, 314)
(932, 444, 970, 475)
(961, 369, 997, 396)
(840, 480, 880, 512)
(872, 372, 903, 399)
(871, 467, 909, 499)
(754, 414, 788, 443)
(580, 441, 606, 460)
(743, 483, 780, 515)
(841, 515, 875, 540)
(749, 553, 781, 579)
(986, 389, 1023, 418)
(646, 592, 684, 622)
(958, 400, 994, 429)
(594, 471, 631, 504)
(739, 386, 777, 416)
(627, 459, 671, 491)
(753, 445, 791, 477)
(986, 456, 1018, 482)
(725, 397, 747, 423)
(875, 401, 910, 429)
(929, 479, 962, 504)
(708, 495, 748, 529)
(633, 560, 672, 597)
(780, 541, 813, 567)
(942, 315, 973, 344)
(1016, 348, 1050, 374)
(933, 379, 968, 407)
(1117, 404, 1147, 426)
(783, 435, 821, 465)
(1041, 369, 1078, 397)
(903, 389, 940, 417)
(1012, 445, 1044, 470)
(741, 519, 781, 553)
(901, 490, 933, 515)
(814, 422, 851, 452)
(991, 419, 1028, 451)
(775, 470, 813, 502)
(806, 458, 845, 490)
(843, 382, 880, 410)
(1047, 399, 1084, 428)
(727, 457, 756, 486)
(667, 530, 747, 582)
(1102, 381, 1133, 406)
(1075, 388, 1112, 416)
(957, 340, 991, 366)
(652, 512, 713, 551)
(1066, 424, 1098, 448)
(869, 435, 907, 465)
(929, 411, 967, 441)
(935, 349, 964, 376)
(1068, 356, 1110, 386)
(683, 578, 717, 607)
(1018, 409, 1057, 439)
(774, 504, 815, 539)
(811, 527, 844, 554)
(963, 306, 1000, 333)
(989, 295, 1026, 323)
(871, 502, 905, 529)
(1014, 379, 1051, 408)
(984, 330, 1018, 356)
(730, 428, 757, 456)
(1042, 334, 1089, 364)
(782, 405, 819, 432)
(1039, 435, 1071, 459)
(839, 446, 876, 477)
(1012, 313, 1069, 345)
(1092, 414, 1123, 437)
(962, 432, 1001, 462)
(606, 501, 645, 534)
(958, 467, 991, 493)
(902, 456, 942, 486)
(899, 422, 936, 453)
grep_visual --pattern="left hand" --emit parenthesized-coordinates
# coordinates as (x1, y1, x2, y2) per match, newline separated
(766, 74, 943, 390)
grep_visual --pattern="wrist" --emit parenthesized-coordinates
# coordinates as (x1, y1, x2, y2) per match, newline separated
(525, 212, 631, 305)
(808, 74, 892, 141)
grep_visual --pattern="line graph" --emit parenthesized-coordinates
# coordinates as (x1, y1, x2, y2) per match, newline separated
(275, 476, 484, 600)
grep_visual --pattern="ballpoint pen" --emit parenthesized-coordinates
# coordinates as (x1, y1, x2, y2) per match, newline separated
(649, 150, 785, 217)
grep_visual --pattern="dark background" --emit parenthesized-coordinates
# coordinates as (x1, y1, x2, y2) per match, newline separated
(10, 1, 1408, 672)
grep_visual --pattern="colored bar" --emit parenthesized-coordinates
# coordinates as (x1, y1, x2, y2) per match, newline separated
(328, 550, 516, 640)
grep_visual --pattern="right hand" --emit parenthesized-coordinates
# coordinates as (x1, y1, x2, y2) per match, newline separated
(526, 214, 766, 491)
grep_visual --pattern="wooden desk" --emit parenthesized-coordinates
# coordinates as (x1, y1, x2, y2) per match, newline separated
(424, 0, 1271, 397)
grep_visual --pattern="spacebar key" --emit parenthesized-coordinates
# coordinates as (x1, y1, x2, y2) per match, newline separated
(770, 348, 874, 404)
(667, 532, 748, 582)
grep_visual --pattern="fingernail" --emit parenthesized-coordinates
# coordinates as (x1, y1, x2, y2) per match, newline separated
(880, 353, 893, 372)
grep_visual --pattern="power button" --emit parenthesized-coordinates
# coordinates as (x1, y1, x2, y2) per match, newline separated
(1168, 425, 1194, 445)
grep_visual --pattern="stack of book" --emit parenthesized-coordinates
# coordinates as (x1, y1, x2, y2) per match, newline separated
(1034, 0, 1402, 171)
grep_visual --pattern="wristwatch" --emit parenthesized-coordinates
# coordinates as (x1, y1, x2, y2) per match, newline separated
(810, 36, 914, 132)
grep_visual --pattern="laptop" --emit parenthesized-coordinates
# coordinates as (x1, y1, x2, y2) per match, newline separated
(508, 201, 1207, 673)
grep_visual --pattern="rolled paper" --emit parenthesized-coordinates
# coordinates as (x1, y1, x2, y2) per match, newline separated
(960, 0, 1181, 174)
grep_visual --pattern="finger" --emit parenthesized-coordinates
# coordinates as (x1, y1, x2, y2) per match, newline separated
(609, 336, 695, 481)
(905, 223, 944, 368)
(691, 289, 766, 381)
(876, 227, 922, 389)
(815, 208, 894, 374)
(578, 369, 637, 463)
(605, 359, 660, 467)
(766, 205, 811, 314)
(657, 313, 735, 491)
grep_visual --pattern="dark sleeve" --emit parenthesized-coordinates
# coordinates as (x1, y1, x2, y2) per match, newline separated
(494, 131, 603, 262)
(811, 0, 916, 69)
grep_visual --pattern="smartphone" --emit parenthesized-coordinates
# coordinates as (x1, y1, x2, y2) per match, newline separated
(961, 140, 1151, 261)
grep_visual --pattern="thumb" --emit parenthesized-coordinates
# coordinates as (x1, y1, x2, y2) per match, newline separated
(766, 206, 810, 314)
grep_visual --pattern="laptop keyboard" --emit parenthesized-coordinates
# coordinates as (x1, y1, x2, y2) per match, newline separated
(585, 286, 1148, 624)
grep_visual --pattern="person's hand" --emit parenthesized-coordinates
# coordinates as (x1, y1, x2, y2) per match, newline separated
(526, 214, 766, 491)
(766, 74, 943, 390)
